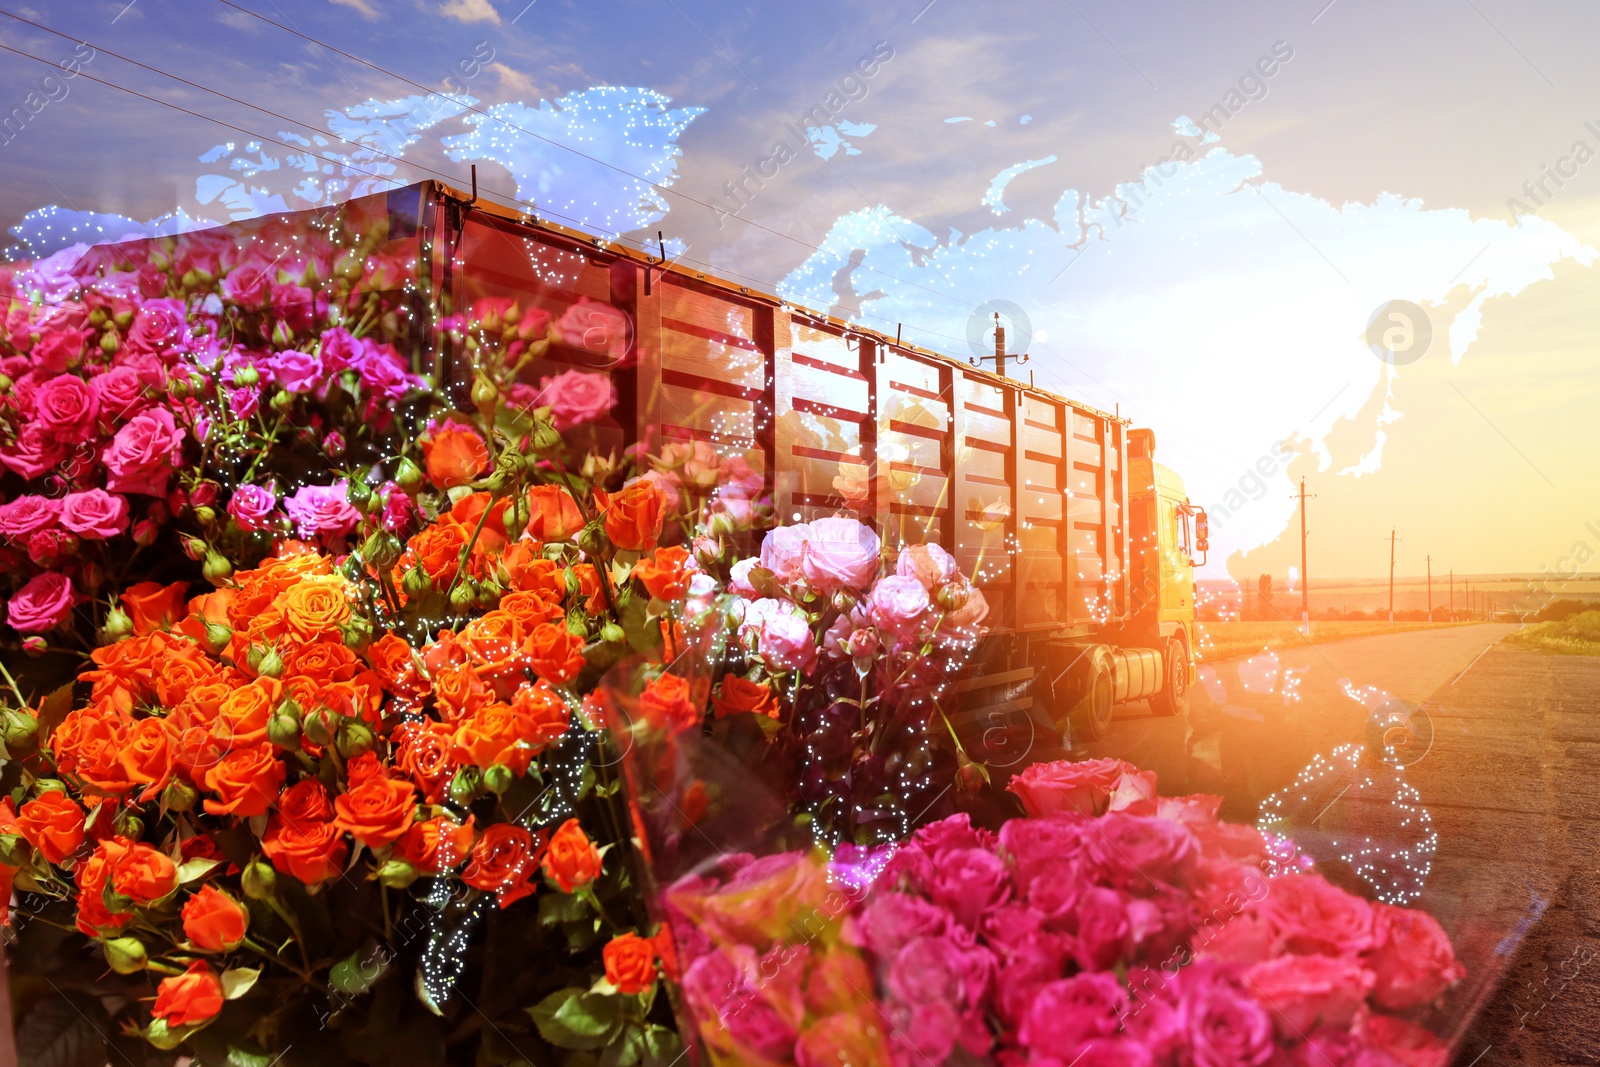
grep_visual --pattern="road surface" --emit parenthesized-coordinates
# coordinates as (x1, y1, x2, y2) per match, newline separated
(1081, 623, 1600, 1065)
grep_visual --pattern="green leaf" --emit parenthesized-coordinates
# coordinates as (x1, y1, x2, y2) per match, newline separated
(225, 1045, 277, 1067)
(537, 891, 587, 928)
(220, 965, 261, 1000)
(177, 857, 222, 884)
(598, 1026, 644, 1067)
(528, 988, 624, 1050)
(16, 994, 108, 1067)
(329, 943, 389, 997)
(641, 1026, 684, 1067)
(34, 682, 76, 746)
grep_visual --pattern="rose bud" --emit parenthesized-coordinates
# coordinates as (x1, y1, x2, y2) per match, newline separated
(132, 519, 159, 548)
(1, 709, 38, 753)
(401, 566, 431, 597)
(233, 364, 260, 388)
(241, 860, 277, 900)
(202, 619, 232, 655)
(449, 583, 476, 613)
(268, 707, 302, 751)
(376, 860, 418, 890)
(103, 936, 149, 974)
(99, 605, 134, 644)
(935, 582, 971, 613)
(324, 431, 346, 460)
(270, 389, 294, 415)
(302, 706, 339, 748)
(113, 809, 144, 839)
(202, 551, 233, 585)
(449, 768, 481, 808)
(335, 718, 375, 760)
(395, 456, 425, 493)
(600, 622, 626, 645)
(20, 636, 46, 655)
(346, 479, 373, 512)
(482, 764, 514, 796)
(162, 780, 198, 813)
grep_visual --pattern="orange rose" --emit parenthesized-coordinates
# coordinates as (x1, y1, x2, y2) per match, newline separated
(281, 577, 353, 642)
(181, 884, 249, 951)
(73, 837, 133, 935)
(446, 492, 510, 553)
(433, 661, 492, 721)
(422, 421, 489, 489)
(526, 622, 586, 685)
(409, 523, 468, 584)
(201, 743, 286, 816)
(285, 640, 363, 685)
(262, 816, 346, 886)
(713, 676, 780, 720)
(111, 841, 179, 904)
(367, 633, 429, 697)
(155, 653, 223, 709)
(459, 611, 532, 685)
(498, 589, 565, 628)
(152, 961, 225, 1027)
(595, 480, 665, 552)
(570, 563, 606, 614)
(632, 546, 693, 601)
(392, 720, 457, 804)
(542, 818, 601, 893)
(121, 580, 191, 635)
(116, 716, 175, 801)
(394, 815, 475, 874)
(452, 703, 535, 775)
(652, 925, 680, 981)
(332, 773, 417, 849)
(50, 707, 138, 797)
(511, 681, 571, 752)
(215, 679, 280, 747)
(463, 823, 544, 907)
(277, 777, 335, 821)
(639, 673, 700, 734)
(603, 932, 658, 994)
(527, 484, 585, 541)
(17, 791, 85, 865)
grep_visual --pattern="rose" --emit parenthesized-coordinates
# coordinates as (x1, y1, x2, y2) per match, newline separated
(116, 717, 175, 800)
(633, 546, 693, 601)
(0, 495, 62, 540)
(603, 932, 658, 994)
(262, 816, 346, 885)
(713, 676, 779, 720)
(553, 298, 629, 360)
(1364, 902, 1466, 1010)
(535, 369, 616, 430)
(897, 542, 958, 590)
(867, 573, 931, 639)
(1244, 953, 1374, 1037)
(1008, 757, 1144, 817)
(0, 423, 68, 480)
(395, 815, 475, 874)
(1264, 873, 1376, 957)
(181, 885, 249, 952)
(111, 841, 179, 903)
(463, 823, 543, 907)
(526, 622, 586, 684)
(17, 791, 85, 864)
(729, 557, 761, 596)
(796, 1011, 887, 1067)
(59, 489, 129, 541)
(227, 483, 279, 533)
(886, 935, 995, 1043)
(526, 484, 585, 541)
(595, 479, 665, 551)
(121, 580, 190, 635)
(1089, 813, 1199, 888)
(201, 743, 286, 816)
(31, 374, 99, 442)
(543, 818, 601, 893)
(739, 598, 817, 674)
(1179, 966, 1276, 1067)
(639, 673, 701, 734)
(7, 572, 76, 633)
(422, 418, 489, 489)
(1071, 886, 1133, 970)
(999, 814, 1091, 888)
(152, 961, 225, 1028)
(74, 838, 133, 935)
(122, 297, 186, 357)
(103, 408, 185, 497)
(284, 482, 361, 541)
(928, 847, 1012, 930)
(30, 319, 91, 374)
(452, 702, 540, 773)
(800, 516, 881, 594)
(1359, 1013, 1451, 1067)
(332, 773, 417, 848)
(759, 523, 812, 584)
(1017, 972, 1128, 1050)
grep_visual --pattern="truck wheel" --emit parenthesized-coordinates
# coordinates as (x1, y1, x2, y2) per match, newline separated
(1069, 658, 1115, 742)
(1149, 637, 1190, 718)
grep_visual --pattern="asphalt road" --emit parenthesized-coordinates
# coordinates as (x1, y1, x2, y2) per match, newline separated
(1082, 623, 1600, 1066)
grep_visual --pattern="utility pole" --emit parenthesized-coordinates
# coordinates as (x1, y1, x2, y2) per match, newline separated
(1426, 554, 1432, 622)
(1449, 569, 1454, 621)
(1388, 528, 1400, 623)
(1297, 478, 1313, 631)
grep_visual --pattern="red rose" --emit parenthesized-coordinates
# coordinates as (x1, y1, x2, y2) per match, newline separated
(463, 823, 544, 907)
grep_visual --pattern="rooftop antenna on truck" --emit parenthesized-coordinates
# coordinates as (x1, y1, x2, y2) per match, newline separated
(970, 311, 1029, 379)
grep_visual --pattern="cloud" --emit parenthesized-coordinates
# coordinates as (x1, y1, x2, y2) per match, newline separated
(330, 0, 378, 17)
(489, 62, 548, 102)
(439, 0, 500, 23)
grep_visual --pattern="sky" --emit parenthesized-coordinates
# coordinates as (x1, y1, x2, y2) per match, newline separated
(2, 0, 1598, 583)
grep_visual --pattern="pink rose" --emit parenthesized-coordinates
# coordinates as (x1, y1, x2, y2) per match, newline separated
(554, 297, 630, 362)
(1195, 905, 1279, 966)
(122, 298, 187, 358)
(867, 574, 930, 640)
(1107, 765, 1160, 814)
(1008, 757, 1144, 817)
(265, 349, 324, 394)
(1017, 972, 1127, 1050)
(31, 319, 91, 375)
(1262, 874, 1375, 958)
(1055, 1039, 1156, 1067)
(227, 483, 280, 533)
(1244, 953, 1374, 1037)
(1359, 1013, 1451, 1067)
(103, 408, 185, 497)
(928, 847, 1012, 930)
(729, 557, 760, 597)
(355, 342, 423, 402)
(799, 516, 880, 594)
(720, 455, 764, 498)
(32, 374, 99, 442)
(1089, 813, 1200, 888)
(1171, 965, 1276, 1067)
(220, 259, 274, 306)
(318, 327, 363, 373)
(0, 423, 68, 480)
(283, 482, 360, 541)
(1072, 886, 1133, 970)
(886, 935, 995, 1045)
(89, 365, 151, 422)
(0, 495, 62, 540)
(7, 571, 76, 632)
(59, 490, 129, 541)
(858, 893, 951, 959)
(739, 598, 816, 674)
(760, 523, 813, 585)
(1363, 902, 1465, 1010)
(896, 542, 958, 590)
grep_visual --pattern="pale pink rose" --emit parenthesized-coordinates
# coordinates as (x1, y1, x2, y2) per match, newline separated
(896, 542, 958, 590)
(554, 298, 630, 362)
(535, 369, 616, 431)
(821, 605, 871, 660)
(283, 482, 360, 540)
(59, 490, 129, 541)
(32, 374, 99, 442)
(867, 573, 930, 640)
(729, 557, 760, 597)
(1245, 953, 1374, 1037)
(1195, 906, 1279, 966)
(760, 523, 813, 585)
(103, 408, 185, 497)
(0, 495, 62, 540)
(227, 483, 280, 533)
(800, 516, 880, 594)
(1106, 765, 1160, 814)
(1364, 902, 1466, 1010)
(7, 571, 77, 632)
(739, 597, 816, 674)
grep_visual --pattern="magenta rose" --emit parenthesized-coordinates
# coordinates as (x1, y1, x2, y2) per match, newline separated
(59, 490, 129, 541)
(103, 408, 185, 497)
(30, 319, 91, 375)
(759, 523, 813, 585)
(122, 297, 187, 358)
(32, 374, 99, 442)
(867, 573, 930, 640)
(1262, 874, 1375, 958)
(318, 327, 363, 373)
(799, 516, 881, 594)
(1008, 757, 1141, 817)
(265, 349, 324, 394)
(7, 571, 76, 632)
(738, 597, 816, 673)
(0, 423, 69, 480)
(1194, 903, 1280, 966)
(283, 482, 360, 541)
(227, 483, 280, 533)
(928, 847, 1012, 930)
(535, 369, 616, 431)
(1090, 813, 1200, 888)
(1071, 886, 1133, 970)
(1364, 902, 1466, 1010)
(859, 892, 951, 959)
(355, 343, 423, 401)
(89, 365, 151, 422)
(1017, 972, 1128, 1050)
(0, 495, 62, 540)
(999, 813, 1091, 886)
(1244, 953, 1374, 1037)
(1022, 856, 1086, 920)
(896, 542, 958, 590)
(1180, 966, 1276, 1067)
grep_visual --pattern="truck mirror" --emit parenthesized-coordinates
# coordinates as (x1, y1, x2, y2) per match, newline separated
(1195, 510, 1209, 553)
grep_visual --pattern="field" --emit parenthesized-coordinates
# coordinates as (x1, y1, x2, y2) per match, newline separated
(1504, 610, 1600, 656)
(1195, 619, 1475, 663)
